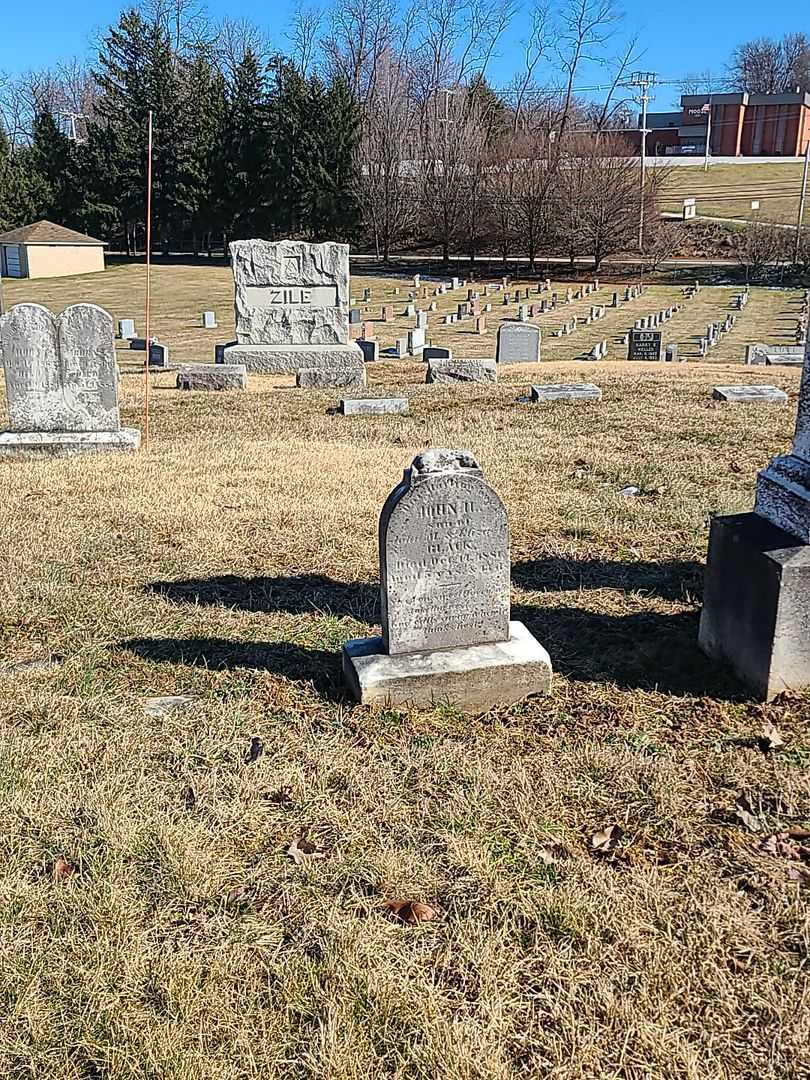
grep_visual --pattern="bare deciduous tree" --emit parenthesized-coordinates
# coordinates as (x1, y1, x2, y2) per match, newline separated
(729, 32, 810, 94)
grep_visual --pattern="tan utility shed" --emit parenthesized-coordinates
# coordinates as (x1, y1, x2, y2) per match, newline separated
(0, 220, 105, 280)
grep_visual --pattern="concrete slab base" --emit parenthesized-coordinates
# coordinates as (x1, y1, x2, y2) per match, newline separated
(342, 620, 552, 712)
(223, 342, 364, 374)
(698, 512, 810, 700)
(0, 428, 141, 457)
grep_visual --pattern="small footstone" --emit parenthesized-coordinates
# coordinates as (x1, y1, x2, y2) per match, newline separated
(529, 383, 601, 403)
(143, 695, 198, 718)
(176, 364, 247, 390)
(426, 358, 496, 384)
(297, 366, 367, 388)
(339, 397, 409, 415)
(712, 385, 788, 404)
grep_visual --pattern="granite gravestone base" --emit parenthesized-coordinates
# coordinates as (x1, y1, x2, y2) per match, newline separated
(342, 450, 552, 711)
(0, 302, 140, 457)
(176, 363, 247, 390)
(222, 239, 364, 377)
(699, 341, 810, 698)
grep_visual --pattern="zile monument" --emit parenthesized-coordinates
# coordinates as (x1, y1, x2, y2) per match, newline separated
(343, 449, 552, 710)
(699, 338, 810, 699)
(222, 239, 365, 375)
(0, 302, 140, 456)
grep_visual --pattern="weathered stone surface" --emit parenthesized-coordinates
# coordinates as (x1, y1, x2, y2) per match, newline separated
(222, 342, 364, 373)
(380, 450, 510, 655)
(529, 383, 601, 403)
(746, 343, 805, 366)
(713, 385, 788, 404)
(296, 366, 367, 388)
(231, 239, 350, 346)
(754, 342, 810, 540)
(118, 318, 136, 339)
(342, 619, 552, 711)
(202, 311, 217, 329)
(699, 512, 810, 699)
(340, 397, 409, 415)
(426, 358, 497, 384)
(496, 321, 541, 363)
(0, 428, 140, 456)
(176, 363, 247, 390)
(1, 302, 119, 433)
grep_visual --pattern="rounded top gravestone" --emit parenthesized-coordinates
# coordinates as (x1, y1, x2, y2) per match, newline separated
(379, 449, 510, 656)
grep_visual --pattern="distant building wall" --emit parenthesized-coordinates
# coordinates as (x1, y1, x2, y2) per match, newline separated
(24, 245, 105, 279)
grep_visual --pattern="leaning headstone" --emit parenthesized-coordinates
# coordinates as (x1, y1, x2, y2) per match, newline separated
(176, 364, 247, 390)
(496, 322, 541, 364)
(699, 341, 810, 698)
(118, 318, 136, 339)
(342, 450, 552, 709)
(426, 358, 497, 384)
(221, 239, 364, 377)
(712, 385, 788, 404)
(297, 366, 367, 388)
(202, 311, 217, 329)
(0, 302, 140, 455)
(529, 383, 601, 403)
(340, 397, 408, 416)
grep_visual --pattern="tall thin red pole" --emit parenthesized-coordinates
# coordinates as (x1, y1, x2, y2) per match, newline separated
(143, 110, 153, 451)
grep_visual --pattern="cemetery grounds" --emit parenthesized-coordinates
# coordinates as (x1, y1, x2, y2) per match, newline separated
(0, 262, 808, 1079)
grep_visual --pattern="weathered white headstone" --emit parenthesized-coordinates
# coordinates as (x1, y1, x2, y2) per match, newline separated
(496, 322, 541, 364)
(529, 383, 601, 403)
(342, 451, 552, 709)
(712, 385, 788, 404)
(202, 311, 217, 329)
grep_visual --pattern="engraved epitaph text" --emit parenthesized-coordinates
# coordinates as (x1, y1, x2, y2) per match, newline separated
(380, 452, 510, 654)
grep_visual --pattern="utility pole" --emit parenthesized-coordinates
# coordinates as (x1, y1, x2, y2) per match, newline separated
(703, 98, 713, 173)
(630, 71, 657, 252)
(795, 139, 810, 264)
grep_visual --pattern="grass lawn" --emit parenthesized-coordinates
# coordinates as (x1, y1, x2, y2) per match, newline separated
(658, 162, 808, 226)
(0, 263, 809, 1079)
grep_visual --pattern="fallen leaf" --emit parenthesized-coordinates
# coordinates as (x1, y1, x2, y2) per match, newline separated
(246, 737, 264, 763)
(52, 855, 75, 882)
(287, 833, 325, 865)
(264, 785, 293, 805)
(735, 793, 762, 833)
(787, 864, 810, 884)
(762, 832, 802, 860)
(758, 722, 784, 753)
(591, 824, 623, 853)
(382, 900, 438, 925)
(538, 843, 569, 865)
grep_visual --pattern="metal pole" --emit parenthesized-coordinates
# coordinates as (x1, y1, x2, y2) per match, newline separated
(795, 139, 810, 264)
(639, 88, 648, 251)
(704, 97, 712, 173)
(144, 110, 153, 452)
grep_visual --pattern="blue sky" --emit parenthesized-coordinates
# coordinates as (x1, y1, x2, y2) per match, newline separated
(1, 0, 803, 109)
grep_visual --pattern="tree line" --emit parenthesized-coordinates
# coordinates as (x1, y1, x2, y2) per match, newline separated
(0, 0, 807, 267)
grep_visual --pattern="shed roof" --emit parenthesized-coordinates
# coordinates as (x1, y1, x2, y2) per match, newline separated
(0, 220, 104, 246)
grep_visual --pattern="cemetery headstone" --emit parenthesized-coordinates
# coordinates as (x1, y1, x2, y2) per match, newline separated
(628, 330, 662, 361)
(408, 328, 426, 354)
(357, 339, 379, 363)
(423, 346, 452, 362)
(699, 340, 810, 698)
(297, 366, 367, 388)
(221, 239, 364, 377)
(340, 397, 408, 416)
(202, 311, 217, 329)
(0, 302, 140, 455)
(665, 344, 679, 363)
(746, 344, 805, 367)
(118, 318, 136, 339)
(496, 322, 541, 364)
(712, 385, 788, 404)
(177, 364, 247, 390)
(215, 341, 238, 363)
(427, 358, 497, 384)
(529, 383, 601, 403)
(342, 450, 552, 709)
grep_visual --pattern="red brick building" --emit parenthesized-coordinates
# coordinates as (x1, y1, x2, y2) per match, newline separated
(642, 91, 810, 157)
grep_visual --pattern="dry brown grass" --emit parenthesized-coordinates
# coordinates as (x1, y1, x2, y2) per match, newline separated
(0, 263, 809, 1079)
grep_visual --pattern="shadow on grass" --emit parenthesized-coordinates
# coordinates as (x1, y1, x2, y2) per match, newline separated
(146, 573, 380, 621)
(513, 556, 703, 604)
(514, 603, 742, 700)
(116, 637, 345, 701)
